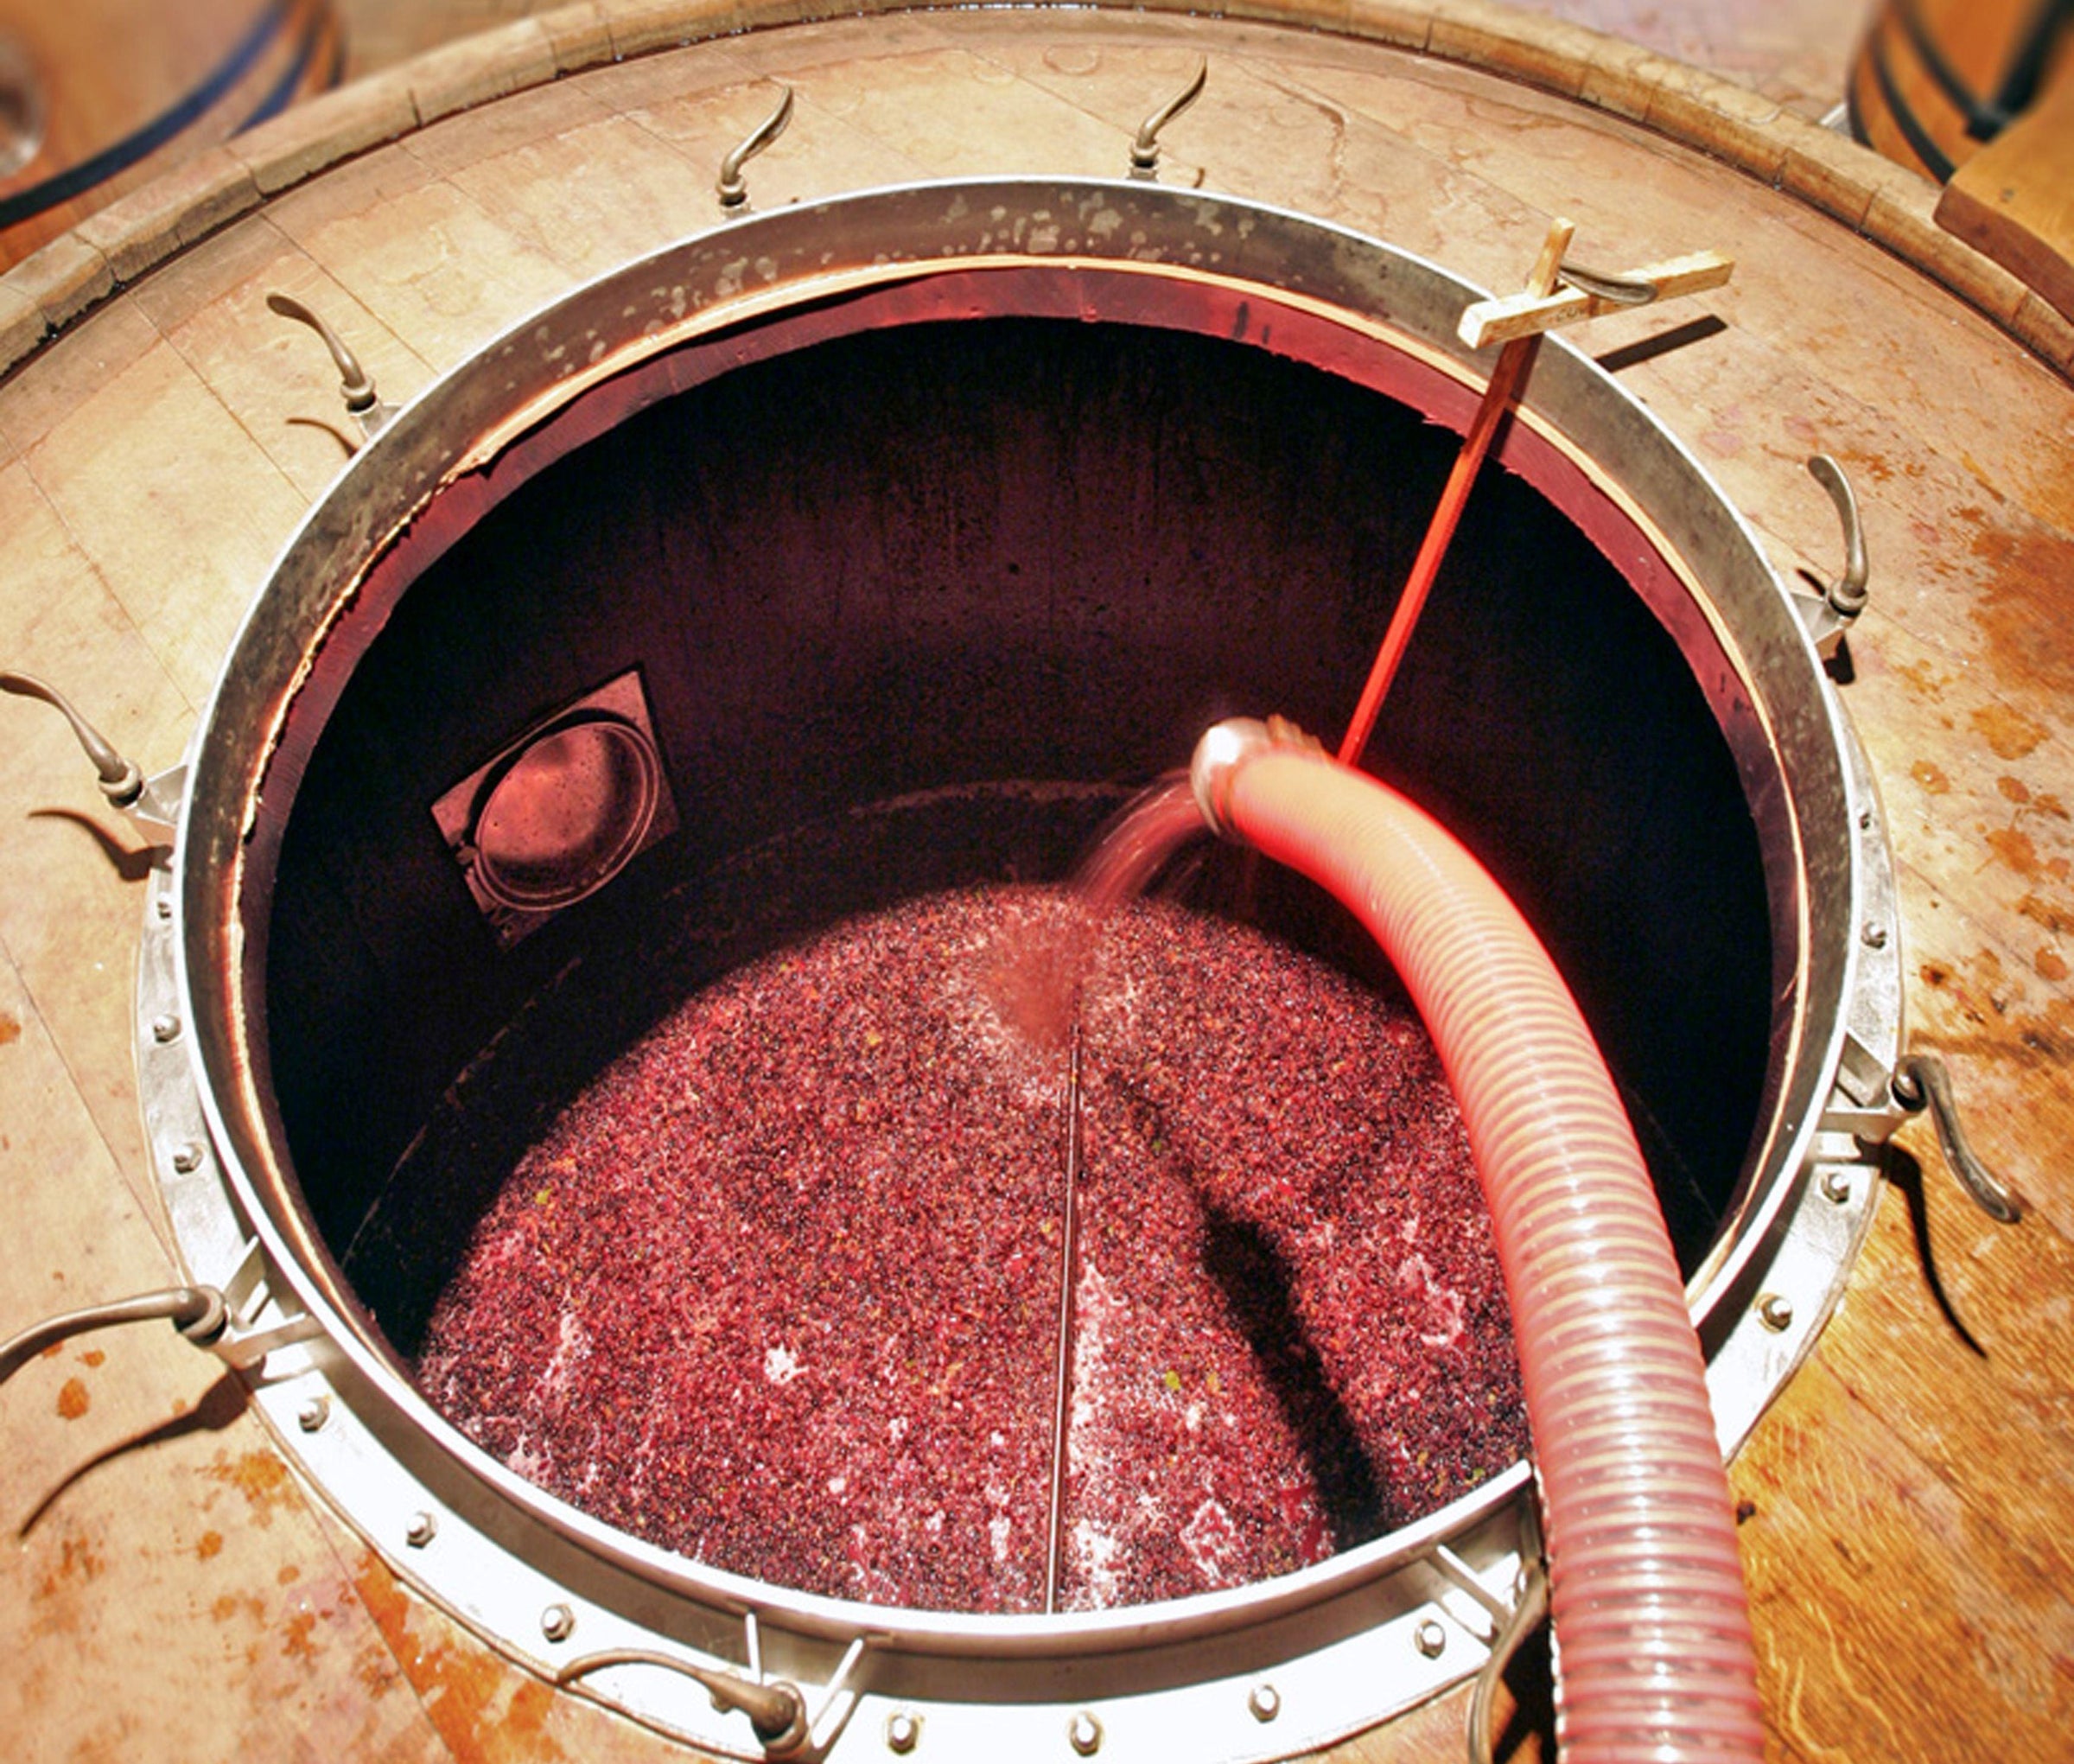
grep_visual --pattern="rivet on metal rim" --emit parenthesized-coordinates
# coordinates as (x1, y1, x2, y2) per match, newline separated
(540, 1602, 576, 1643)
(1757, 1293, 1794, 1332)
(1067, 1710, 1104, 1755)
(151, 1013, 181, 1044)
(296, 1394, 330, 1432)
(1861, 920, 1889, 949)
(1821, 1167, 1853, 1204)
(885, 1708, 922, 1754)
(404, 1511, 437, 1549)
(1247, 1682, 1282, 1723)
(1414, 1617, 1448, 1659)
(169, 1141, 205, 1175)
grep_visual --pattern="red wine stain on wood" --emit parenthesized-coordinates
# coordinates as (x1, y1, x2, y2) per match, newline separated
(35, 1530, 105, 1600)
(2016, 892, 2074, 935)
(1986, 825, 2071, 884)
(1969, 514, 2074, 703)
(1972, 702, 2051, 761)
(281, 1609, 320, 1663)
(349, 1549, 569, 1762)
(202, 1448, 297, 1527)
(1916, 948, 2074, 1071)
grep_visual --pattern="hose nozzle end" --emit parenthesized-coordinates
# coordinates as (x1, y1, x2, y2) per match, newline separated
(1190, 716, 1320, 838)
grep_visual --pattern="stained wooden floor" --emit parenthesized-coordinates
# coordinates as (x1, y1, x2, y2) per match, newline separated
(3, 5, 2071, 1762)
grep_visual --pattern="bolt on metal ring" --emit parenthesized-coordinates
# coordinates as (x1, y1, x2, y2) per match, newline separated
(885, 1709, 922, 1754)
(151, 1013, 181, 1043)
(1414, 1617, 1447, 1658)
(404, 1511, 437, 1548)
(540, 1602, 576, 1643)
(296, 1394, 329, 1432)
(1757, 1292, 1794, 1332)
(169, 1141, 205, 1175)
(1821, 1167, 1852, 1204)
(1067, 1710, 1103, 1755)
(1247, 1682, 1282, 1723)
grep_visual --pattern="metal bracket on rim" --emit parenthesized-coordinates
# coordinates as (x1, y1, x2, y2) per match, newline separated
(207, 1239, 322, 1373)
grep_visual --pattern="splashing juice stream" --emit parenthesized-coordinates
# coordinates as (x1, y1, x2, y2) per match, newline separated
(1032, 774, 1209, 1609)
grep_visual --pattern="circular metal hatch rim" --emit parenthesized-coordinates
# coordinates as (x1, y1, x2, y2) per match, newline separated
(148, 177, 1897, 1746)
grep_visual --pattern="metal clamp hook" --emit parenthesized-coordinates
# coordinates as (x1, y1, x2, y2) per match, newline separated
(1786, 454, 1869, 660)
(717, 85, 795, 213)
(267, 292, 395, 441)
(1465, 1499, 1548, 1764)
(1893, 1052, 2022, 1223)
(1, 671, 184, 833)
(557, 1647, 811, 1756)
(1, 671, 141, 804)
(1, 1288, 227, 1390)
(1129, 58, 1206, 180)
(1808, 453, 1868, 618)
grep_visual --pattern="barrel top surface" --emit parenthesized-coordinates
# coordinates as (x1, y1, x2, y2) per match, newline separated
(2, 7, 2072, 1761)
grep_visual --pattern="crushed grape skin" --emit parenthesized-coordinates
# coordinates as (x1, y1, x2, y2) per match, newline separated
(417, 887, 1526, 1612)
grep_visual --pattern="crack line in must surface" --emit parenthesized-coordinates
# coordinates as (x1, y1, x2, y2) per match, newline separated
(1042, 1020, 1083, 1614)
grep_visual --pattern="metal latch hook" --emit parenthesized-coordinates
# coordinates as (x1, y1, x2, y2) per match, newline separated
(557, 1647, 811, 1756)
(1808, 453, 1869, 617)
(1, 671, 185, 837)
(1, 1288, 227, 1391)
(717, 85, 795, 213)
(1892, 1052, 2023, 1223)
(1129, 58, 1207, 180)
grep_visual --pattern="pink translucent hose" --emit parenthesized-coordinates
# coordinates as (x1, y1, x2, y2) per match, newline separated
(1191, 720, 1763, 1764)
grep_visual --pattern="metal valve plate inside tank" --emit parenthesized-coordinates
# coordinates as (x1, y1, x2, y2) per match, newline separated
(141, 177, 1903, 1763)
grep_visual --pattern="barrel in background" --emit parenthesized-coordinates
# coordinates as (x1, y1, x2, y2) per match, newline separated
(0, 0, 339, 271)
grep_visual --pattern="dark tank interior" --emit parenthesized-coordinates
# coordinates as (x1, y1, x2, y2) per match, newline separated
(258, 314, 1774, 1610)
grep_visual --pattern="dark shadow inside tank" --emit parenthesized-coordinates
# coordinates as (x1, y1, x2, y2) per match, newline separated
(264, 316, 1772, 1360)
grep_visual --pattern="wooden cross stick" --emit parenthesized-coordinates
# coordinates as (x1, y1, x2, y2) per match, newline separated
(1458, 247, 1734, 348)
(1337, 223, 1734, 767)
(1336, 216, 1574, 767)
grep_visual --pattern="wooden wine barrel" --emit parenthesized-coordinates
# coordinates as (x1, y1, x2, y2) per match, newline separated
(0, 6, 2071, 1762)
(0, 0, 339, 271)
(1848, 0, 2072, 181)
